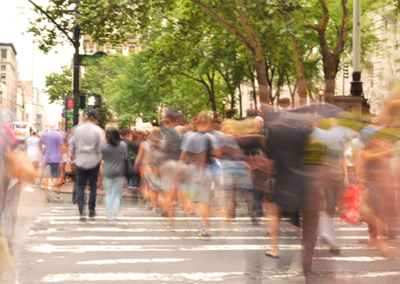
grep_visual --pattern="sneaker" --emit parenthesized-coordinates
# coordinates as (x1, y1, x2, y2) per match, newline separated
(44, 198, 50, 203)
(199, 229, 211, 239)
(171, 200, 178, 206)
(54, 196, 63, 202)
(166, 224, 175, 232)
(152, 207, 158, 213)
(329, 247, 341, 255)
(79, 215, 86, 222)
(89, 209, 96, 217)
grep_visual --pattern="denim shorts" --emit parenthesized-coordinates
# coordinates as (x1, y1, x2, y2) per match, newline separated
(48, 163, 60, 178)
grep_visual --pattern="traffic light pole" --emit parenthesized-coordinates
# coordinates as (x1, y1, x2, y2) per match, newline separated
(73, 0, 80, 126)
(27, 0, 81, 126)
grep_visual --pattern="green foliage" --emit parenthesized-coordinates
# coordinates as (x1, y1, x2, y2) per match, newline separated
(42, 65, 72, 105)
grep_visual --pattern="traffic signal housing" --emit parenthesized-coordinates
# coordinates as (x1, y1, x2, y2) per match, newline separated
(344, 65, 349, 79)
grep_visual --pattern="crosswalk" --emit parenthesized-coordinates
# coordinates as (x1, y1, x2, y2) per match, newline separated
(17, 200, 400, 283)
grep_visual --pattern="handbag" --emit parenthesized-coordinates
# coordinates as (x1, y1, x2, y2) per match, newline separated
(248, 150, 271, 192)
(5, 151, 36, 182)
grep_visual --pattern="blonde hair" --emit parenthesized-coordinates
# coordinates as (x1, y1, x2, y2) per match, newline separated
(197, 110, 212, 123)
(174, 125, 185, 138)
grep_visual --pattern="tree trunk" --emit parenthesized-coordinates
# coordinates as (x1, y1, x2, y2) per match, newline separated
(323, 53, 339, 103)
(254, 59, 269, 105)
(238, 83, 242, 118)
(252, 80, 258, 110)
(290, 37, 307, 106)
(210, 92, 217, 118)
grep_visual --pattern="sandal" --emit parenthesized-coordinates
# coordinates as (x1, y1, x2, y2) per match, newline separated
(379, 249, 396, 259)
(265, 251, 279, 259)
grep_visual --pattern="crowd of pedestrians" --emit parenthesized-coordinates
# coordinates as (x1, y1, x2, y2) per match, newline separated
(2, 91, 400, 282)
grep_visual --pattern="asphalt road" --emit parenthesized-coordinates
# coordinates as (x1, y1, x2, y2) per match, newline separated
(2, 183, 400, 284)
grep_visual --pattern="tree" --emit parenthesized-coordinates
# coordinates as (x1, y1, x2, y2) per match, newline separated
(42, 65, 72, 104)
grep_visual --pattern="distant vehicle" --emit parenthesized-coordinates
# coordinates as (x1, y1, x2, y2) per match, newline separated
(11, 121, 31, 144)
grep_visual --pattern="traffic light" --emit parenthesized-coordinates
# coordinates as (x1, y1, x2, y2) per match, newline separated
(344, 65, 349, 79)
(22, 104, 25, 111)
(88, 94, 101, 108)
(79, 95, 86, 109)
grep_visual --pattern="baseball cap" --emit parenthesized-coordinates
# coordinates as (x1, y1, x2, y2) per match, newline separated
(87, 109, 99, 119)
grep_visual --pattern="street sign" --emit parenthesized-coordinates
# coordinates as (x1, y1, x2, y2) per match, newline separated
(78, 51, 107, 66)
(67, 98, 73, 109)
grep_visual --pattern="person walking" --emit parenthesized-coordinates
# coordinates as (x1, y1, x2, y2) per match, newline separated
(42, 127, 64, 202)
(177, 110, 220, 239)
(159, 109, 182, 232)
(102, 128, 127, 225)
(24, 131, 41, 183)
(70, 110, 103, 220)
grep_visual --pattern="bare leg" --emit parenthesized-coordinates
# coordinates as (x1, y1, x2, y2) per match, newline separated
(163, 190, 174, 226)
(43, 178, 49, 198)
(266, 202, 279, 257)
(199, 202, 210, 231)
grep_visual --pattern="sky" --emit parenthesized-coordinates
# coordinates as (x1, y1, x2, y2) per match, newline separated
(0, 0, 74, 126)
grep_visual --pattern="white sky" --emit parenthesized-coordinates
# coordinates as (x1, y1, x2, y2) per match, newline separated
(0, 0, 75, 126)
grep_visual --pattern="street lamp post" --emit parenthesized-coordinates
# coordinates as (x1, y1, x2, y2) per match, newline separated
(318, 89, 325, 102)
(351, 0, 363, 97)
(221, 99, 227, 120)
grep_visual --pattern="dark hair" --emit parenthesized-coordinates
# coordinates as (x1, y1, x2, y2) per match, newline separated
(165, 108, 178, 122)
(108, 128, 121, 146)
(119, 129, 130, 137)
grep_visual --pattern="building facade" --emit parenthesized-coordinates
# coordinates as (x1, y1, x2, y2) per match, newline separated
(82, 36, 141, 56)
(0, 43, 18, 120)
(23, 80, 44, 131)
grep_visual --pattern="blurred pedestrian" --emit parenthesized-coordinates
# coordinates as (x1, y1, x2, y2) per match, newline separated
(177, 110, 220, 239)
(102, 128, 127, 225)
(71, 110, 103, 220)
(159, 109, 182, 232)
(42, 127, 63, 202)
(24, 131, 41, 183)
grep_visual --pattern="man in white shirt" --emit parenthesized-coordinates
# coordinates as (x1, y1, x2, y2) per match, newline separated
(70, 110, 103, 220)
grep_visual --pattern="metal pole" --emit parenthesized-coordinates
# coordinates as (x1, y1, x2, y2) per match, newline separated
(350, 0, 363, 97)
(353, 0, 361, 72)
(62, 87, 65, 131)
(73, 0, 80, 126)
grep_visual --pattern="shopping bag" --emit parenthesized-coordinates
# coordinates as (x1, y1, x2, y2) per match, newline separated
(5, 151, 36, 182)
(342, 184, 361, 225)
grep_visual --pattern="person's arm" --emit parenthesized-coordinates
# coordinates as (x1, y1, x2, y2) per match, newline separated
(58, 145, 63, 165)
(134, 142, 144, 172)
(342, 150, 349, 186)
(362, 147, 394, 163)
(176, 150, 187, 178)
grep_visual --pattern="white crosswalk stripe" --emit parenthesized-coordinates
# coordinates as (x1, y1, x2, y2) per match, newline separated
(18, 202, 400, 283)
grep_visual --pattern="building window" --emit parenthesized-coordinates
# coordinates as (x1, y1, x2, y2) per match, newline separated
(116, 45, 123, 54)
(1, 50, 6, 61)
(129, 45, 136, 53)
(1, 73, 5, 79)
(0, 65, 5, 71)
(97, 45, 104, 52)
